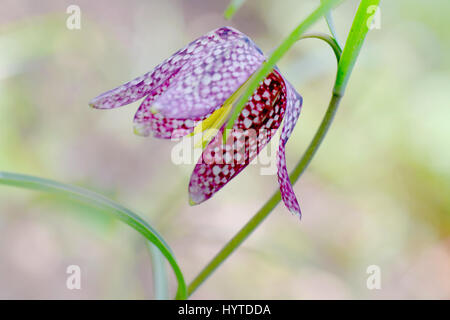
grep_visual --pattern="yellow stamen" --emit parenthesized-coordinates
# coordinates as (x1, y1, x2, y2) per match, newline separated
(189, 197, 197, 206)
(189, 101, 233, 149)
(189, 76, 253, 149)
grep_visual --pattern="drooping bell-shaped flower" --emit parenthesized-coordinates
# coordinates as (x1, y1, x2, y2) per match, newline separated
(89, 27, 303, 217)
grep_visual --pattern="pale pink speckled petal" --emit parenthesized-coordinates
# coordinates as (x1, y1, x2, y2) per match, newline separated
(151, 28, 266, 119)
(189, 70, 286, 204)
(89, 58, 179, 110)
(277, 79, 303, 217)
(89, 27, 255, 110)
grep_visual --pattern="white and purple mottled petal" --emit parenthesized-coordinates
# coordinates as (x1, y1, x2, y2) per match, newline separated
(89, 55, 181, 110)
(134, 93, 206, 138)
(89, 27, 256, 111)
(277, 79, 303, 217)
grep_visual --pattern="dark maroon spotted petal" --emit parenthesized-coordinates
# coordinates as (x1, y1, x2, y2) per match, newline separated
(277, 79, 303, 217)
(189, 70, 286, 204)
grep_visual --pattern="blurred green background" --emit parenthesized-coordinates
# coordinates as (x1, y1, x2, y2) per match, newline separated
(0, 0, 449, 299)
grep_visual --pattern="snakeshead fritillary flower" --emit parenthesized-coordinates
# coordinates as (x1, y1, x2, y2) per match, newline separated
(89, 27, 303, 217)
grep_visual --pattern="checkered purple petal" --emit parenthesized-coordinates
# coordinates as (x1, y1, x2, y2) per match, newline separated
(150, 28, 265, 119)
(189, 71, 286, 205)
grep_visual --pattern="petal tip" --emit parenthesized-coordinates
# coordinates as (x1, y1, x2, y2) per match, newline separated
(89, 96, 106, 109)
(133, 126, 144, 137)
(188, 186, 207, 206)
(88, 93, 106, 109)
(188, 197, 197, 206)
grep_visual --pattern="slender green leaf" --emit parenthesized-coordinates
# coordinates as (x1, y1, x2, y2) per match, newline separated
(321, 0, 342, 48)
(147, 241, 169, 300)
(0, 171, 187, 300)
(334, 0, 380, 95)
(225, 0, 343, 135)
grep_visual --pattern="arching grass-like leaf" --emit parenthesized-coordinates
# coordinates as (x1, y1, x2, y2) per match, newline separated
(0, 171, 187, 300)
(224, 0, 246, 19)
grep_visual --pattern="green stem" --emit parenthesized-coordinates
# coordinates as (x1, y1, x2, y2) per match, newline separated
(321, 0, 342, 48)
(188, 93, 342, 297)
(225, 0, 343, 134)
(300, 32, 342, 62)
(334, 0, 380, 94)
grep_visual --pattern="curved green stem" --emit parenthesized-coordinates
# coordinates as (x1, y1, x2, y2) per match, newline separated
(188, 93, 342, 296)
(188, 0, 379, 297)
(187, 32, 343, 296)
(300, 32, 342, 62)
(0, 171, 187, 300)
(321, 0, 342, 48)
(225, 0, 343, 135)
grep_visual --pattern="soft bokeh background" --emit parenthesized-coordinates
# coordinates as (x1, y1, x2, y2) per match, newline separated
(0, 0, 449, 299)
